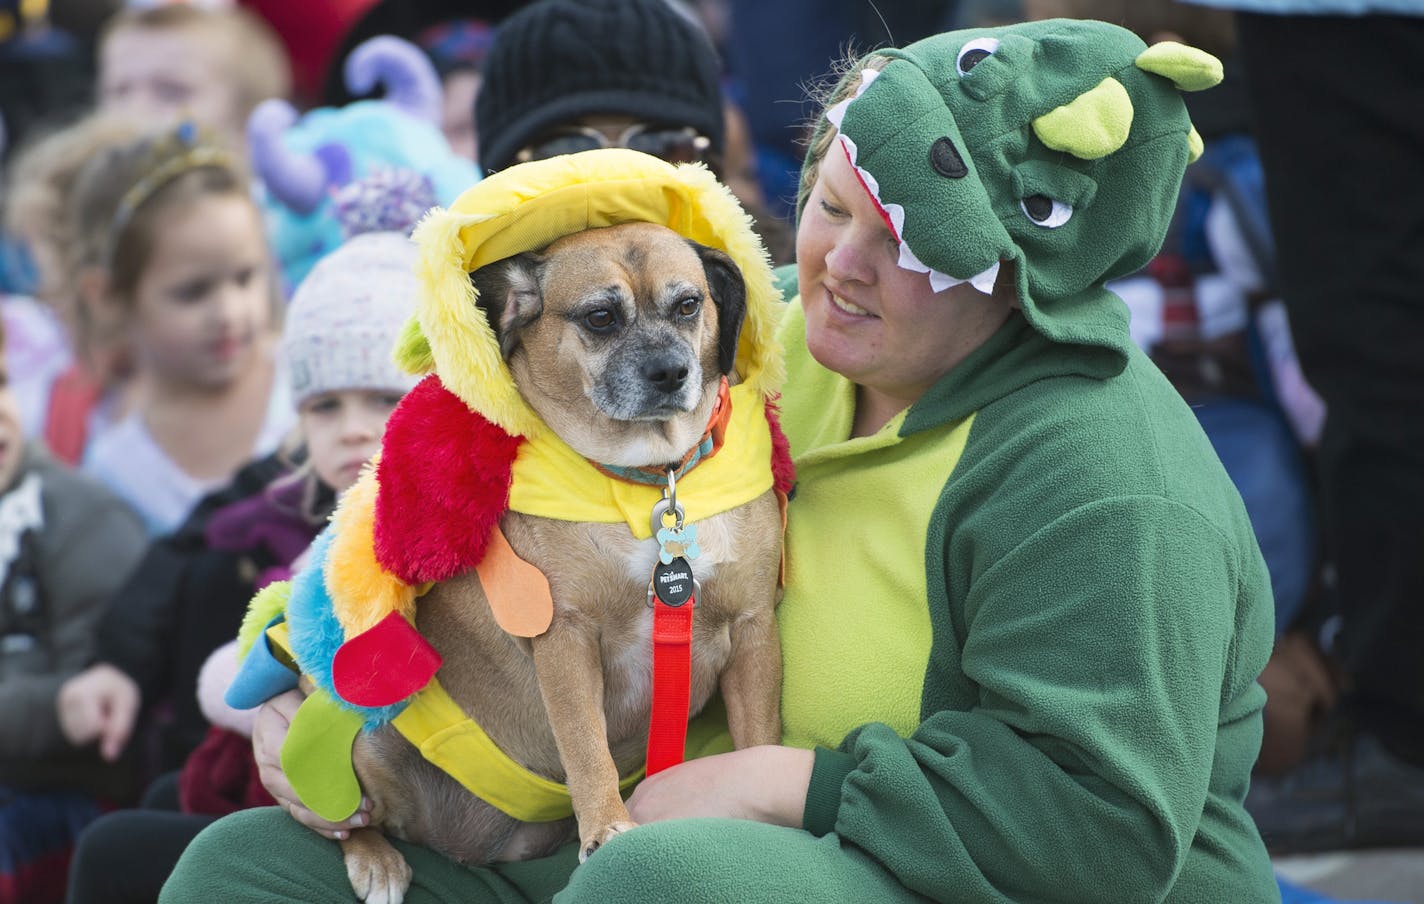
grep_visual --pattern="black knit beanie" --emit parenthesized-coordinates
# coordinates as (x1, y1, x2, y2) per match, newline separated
(476, 0, 725, 173)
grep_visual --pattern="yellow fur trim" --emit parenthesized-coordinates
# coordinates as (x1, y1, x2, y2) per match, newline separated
(1136, 42, 1224, 93)
(509, 381, 773, 538)
(325, 462, 416, 636)
(409, 148, 784, 439)
(237, 581, 292, 660)
(1031, 77, 1133, 160)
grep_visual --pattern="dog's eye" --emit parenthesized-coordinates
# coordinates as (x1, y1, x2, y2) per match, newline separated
(676, 297, 701, 317)
(583, 309, 617, 332)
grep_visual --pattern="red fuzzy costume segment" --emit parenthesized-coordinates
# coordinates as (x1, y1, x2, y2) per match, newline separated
(765, 399, 796, 496)
(374, 376, 525, 584)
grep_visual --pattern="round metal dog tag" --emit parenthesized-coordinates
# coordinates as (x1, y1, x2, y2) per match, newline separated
(652, 558, 695, 607)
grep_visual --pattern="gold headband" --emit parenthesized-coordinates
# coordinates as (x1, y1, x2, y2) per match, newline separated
(109, 129, 239, 249)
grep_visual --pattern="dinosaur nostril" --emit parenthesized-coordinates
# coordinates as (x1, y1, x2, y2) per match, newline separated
(930, 137, 968, 179)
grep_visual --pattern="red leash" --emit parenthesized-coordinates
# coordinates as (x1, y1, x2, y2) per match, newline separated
(646, 589, 695, 774)
(645, 473, 699, 775)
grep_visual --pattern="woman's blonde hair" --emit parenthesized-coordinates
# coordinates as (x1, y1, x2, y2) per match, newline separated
(795, 51, 892, 222)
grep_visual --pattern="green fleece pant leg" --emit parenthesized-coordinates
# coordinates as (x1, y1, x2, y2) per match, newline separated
(158, 807, 580, 904)
(557, 818, 931, 904)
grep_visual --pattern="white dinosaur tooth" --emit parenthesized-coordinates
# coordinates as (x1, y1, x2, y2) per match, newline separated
(969, 261, 1001, 294)
(824, 68, 881, 130)
(928, 269, 969, 293)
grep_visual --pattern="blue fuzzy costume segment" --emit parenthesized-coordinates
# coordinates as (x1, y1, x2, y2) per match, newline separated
(283, 527, 410, 729)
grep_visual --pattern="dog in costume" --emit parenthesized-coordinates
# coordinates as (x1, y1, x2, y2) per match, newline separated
(227, 148, 793, 901)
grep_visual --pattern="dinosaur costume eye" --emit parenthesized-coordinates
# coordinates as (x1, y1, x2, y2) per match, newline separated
(956, 37, 1000, 76)
(1021, 194, 1073, 228)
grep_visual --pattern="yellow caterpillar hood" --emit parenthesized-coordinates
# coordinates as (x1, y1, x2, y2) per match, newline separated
(397, 148, 784, 440)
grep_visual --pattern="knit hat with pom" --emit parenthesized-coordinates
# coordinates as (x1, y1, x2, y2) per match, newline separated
(282, 231, 422, 405)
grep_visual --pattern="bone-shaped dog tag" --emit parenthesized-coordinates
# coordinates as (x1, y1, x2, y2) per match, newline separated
(656, 522, 700, 565)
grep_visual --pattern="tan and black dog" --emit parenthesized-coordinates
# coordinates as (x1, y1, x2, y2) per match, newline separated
(334, 222, 784, 902)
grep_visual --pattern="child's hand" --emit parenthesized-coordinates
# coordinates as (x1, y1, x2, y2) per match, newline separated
(56, 663, 141, 761)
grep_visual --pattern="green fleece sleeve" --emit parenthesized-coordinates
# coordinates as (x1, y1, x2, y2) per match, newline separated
(804, 495, 1263, 903)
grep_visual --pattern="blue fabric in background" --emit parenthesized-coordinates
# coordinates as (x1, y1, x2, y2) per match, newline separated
(1278, 873, 1403, 904)
(0, 787, 106, 904)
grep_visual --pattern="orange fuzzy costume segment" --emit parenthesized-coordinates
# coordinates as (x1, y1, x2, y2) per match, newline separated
(326, 460, 418, 636)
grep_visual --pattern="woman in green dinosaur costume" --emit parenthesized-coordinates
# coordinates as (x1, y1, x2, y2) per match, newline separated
(162, 19, 1277, 903)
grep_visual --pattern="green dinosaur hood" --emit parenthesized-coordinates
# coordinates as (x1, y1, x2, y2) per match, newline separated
(807, 18, 1220, 363)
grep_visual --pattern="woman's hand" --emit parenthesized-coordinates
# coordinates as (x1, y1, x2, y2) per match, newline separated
(56, 663, 140, 761)
(253, 689, 372, 840)
(625, 745, 814, 828)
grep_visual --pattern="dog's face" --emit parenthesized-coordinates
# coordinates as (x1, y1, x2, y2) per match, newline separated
(472, 222, 746, 467)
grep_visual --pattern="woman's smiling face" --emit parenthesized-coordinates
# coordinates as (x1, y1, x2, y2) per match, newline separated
(796, 139, 1011, 410)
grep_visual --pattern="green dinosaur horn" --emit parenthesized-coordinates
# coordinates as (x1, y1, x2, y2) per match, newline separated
(1031, 77, 1133, 160)
(1136, 42, 1223, 92)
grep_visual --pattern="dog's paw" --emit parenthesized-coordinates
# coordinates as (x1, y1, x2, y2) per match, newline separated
(343, 835, 413, 904)
(578, 821, 637, 863)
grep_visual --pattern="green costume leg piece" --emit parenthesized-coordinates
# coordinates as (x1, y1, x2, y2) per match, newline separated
(159, 808, 581, 904)
(282, 689, 366, 821)
(556, 818, 933, 904)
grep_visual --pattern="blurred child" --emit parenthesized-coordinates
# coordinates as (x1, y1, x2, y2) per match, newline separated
(67, 121, 292, 536)
(0, 317, 148, 904)
(3, 112, 146, 461)
(96, 3, 291, 151)
(58, 230, 421, 904)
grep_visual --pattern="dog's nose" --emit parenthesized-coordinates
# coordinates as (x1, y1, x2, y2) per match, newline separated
(642, 359, 689, 394)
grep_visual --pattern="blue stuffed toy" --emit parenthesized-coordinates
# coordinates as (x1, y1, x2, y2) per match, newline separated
(247, 35, 479, 293)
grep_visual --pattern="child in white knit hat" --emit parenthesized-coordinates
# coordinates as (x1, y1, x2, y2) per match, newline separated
(56, 227, 423, 904)
(280, 230, 422, 513)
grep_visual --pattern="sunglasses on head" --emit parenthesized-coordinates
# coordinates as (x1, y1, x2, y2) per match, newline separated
(514, 124, 712, 165)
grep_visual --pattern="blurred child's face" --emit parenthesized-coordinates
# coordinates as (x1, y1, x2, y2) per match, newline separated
(100, 26, 244, 144)
(0, 352, 22, 490)
(298, 390, 404, 495)
(129, 194, 273, 392)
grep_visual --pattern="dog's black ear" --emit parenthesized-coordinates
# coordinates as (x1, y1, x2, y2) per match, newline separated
(471, 253, 545, 360)
(691, 241, 746, 375)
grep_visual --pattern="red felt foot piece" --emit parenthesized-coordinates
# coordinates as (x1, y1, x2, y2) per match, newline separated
(331, 611, 442, 707)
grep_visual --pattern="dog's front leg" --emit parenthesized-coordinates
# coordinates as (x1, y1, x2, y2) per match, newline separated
(340, 827, 413, 904)
(530, 619, 633, 861)
(720, 607, 783, 749)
